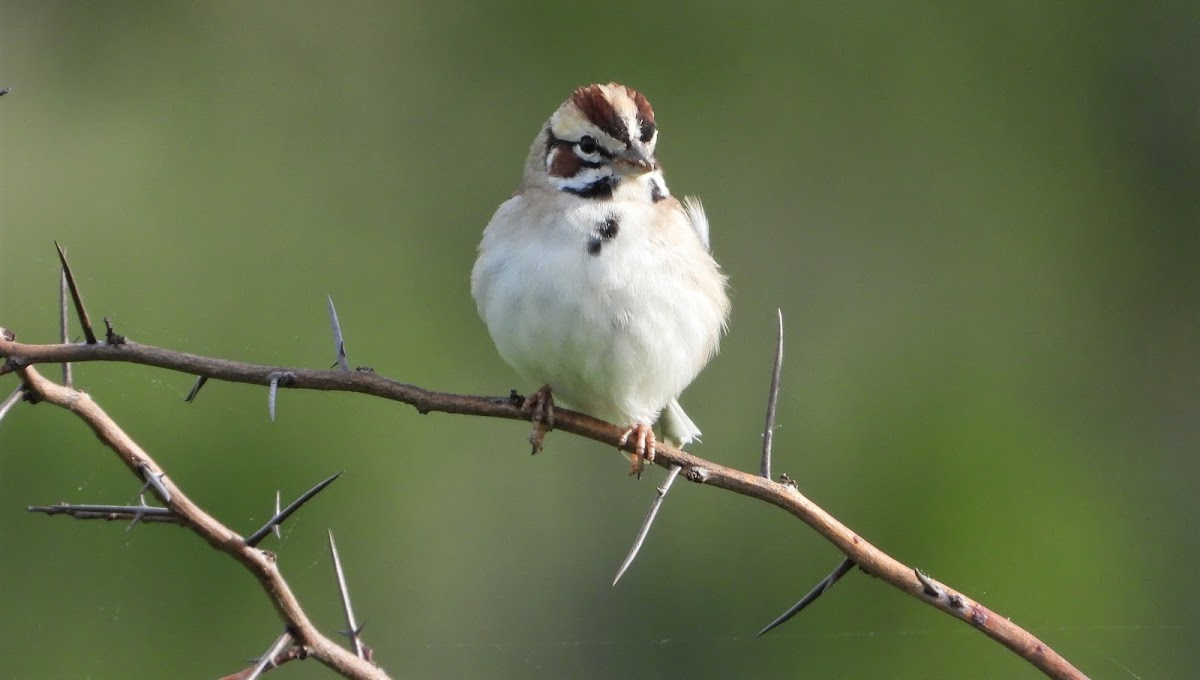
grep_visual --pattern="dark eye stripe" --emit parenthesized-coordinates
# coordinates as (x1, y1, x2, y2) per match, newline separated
(546, 131, 612, 179)
(547, 129, 612, 158)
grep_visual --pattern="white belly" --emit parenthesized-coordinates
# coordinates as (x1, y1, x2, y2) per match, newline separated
(472, 196, 725, 428)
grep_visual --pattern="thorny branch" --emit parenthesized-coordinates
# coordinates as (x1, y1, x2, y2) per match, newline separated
(8, 363, 388, 680)
(0, 328, 1087, 680)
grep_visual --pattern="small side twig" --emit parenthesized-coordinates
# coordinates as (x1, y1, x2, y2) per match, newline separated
(103, 317, 125, 345)
(28, 502, 181, 524)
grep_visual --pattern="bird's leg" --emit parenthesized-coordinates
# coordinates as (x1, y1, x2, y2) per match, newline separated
(525, 384, 555, 454)
(618, 423, 657, 478)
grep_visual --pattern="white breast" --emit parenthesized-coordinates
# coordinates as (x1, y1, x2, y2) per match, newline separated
(471, 189, 727, 429)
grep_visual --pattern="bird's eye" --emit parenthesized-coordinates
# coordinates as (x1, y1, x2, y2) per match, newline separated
(638, 121, 655, 143)
(577, 135, 598, 155)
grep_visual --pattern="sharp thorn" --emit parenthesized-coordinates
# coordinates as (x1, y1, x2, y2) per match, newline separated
(244, 632, 292, 680)
(914, 567, 945, 599)
(266, 371, 294, 422)
(757, 556, 855, 637)
(0, 386, 24, 425)
(327, 295, 350, 372)
(53, 241, 97, 344)
(760, 308, 784, 480)
(268, 375, 278, 422)
(245, 471, 342, 547)
(613, 464, 682, 586)
(328, 529, 366, 658)
(59, 260, 73, 387)
(184, 375, 208, 403)
(137, 463, 171, 504)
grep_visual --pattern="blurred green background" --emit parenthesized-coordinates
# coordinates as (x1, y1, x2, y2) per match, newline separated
(1, 2, 1196, 678)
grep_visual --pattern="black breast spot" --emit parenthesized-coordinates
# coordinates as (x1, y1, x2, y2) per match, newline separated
(599, 216, 619, 239)
(587, 215, 621, 256)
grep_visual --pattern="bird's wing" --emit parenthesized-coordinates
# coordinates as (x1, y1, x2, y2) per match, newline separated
(681, 195, 711, 251)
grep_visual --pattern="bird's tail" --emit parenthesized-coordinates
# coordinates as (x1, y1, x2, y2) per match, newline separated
(660, 398, 702, 448)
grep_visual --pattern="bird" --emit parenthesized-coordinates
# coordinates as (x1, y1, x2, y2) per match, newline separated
(471, 83, 730, 476)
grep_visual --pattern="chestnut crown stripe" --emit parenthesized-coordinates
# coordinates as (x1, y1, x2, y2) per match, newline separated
(570, 84, 656, 144)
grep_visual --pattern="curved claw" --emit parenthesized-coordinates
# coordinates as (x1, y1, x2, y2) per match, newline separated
(618, 423, 657, 478)
(526, 384, 555, 454)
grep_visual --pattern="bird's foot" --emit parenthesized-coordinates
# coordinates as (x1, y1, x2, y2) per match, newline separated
(525, 384, 555, 454)
(619, 423, 657, 478)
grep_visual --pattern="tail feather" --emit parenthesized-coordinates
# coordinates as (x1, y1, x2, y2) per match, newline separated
(659, 398, 701, 448)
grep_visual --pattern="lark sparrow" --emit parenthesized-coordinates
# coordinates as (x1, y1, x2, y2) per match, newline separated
(471, 83, 730, 475)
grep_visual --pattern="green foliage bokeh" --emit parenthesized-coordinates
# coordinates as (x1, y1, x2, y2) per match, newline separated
(1, 3, 1196, 678)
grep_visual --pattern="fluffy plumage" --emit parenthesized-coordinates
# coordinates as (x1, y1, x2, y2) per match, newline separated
(471, 83, 729, 468)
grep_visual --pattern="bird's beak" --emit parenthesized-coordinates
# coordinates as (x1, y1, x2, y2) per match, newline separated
(618, 142, 656, 173)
